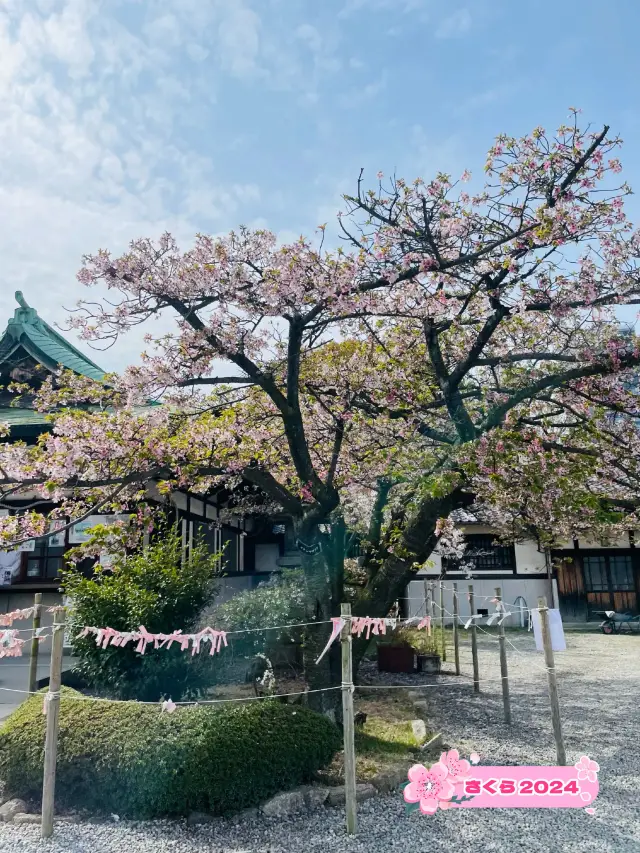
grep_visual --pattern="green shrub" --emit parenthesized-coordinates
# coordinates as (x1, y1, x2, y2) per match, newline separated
(62, 526, 220, 701)
(214, 569, 309, 658)
(0, 688, 341, 818)
(397, 626, 444, 656)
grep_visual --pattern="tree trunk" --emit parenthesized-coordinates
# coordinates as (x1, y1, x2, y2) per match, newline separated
(351, 486, 474, 676)
(297, 520, 345, 722)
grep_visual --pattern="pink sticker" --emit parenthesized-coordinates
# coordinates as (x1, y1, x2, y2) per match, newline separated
(404, 754, 599, 814)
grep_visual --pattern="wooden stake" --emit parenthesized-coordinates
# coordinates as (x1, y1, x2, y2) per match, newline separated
(41, 608, 65, 839)
(423, 577, 430, 620)
(28, 593, 42, 695)
(469, 584, 480, 694)
(439, 580, 446, 662)
(537, 596, 566, 766)
(340, 603, 357, 835)
(495, 587, 511, 725)
(452, 583, 460, 676)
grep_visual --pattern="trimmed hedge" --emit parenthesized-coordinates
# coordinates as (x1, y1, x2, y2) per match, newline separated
(0, 688, 341, 818)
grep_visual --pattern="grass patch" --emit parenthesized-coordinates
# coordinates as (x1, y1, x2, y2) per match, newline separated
(318, 688, 431, 784)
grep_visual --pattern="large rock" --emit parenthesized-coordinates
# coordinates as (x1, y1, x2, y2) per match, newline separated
(13, 814, 41, 825)
(0, 799, 27, 822)
(411, 719, 428, 744)
(187, 812, 216, 826)
(420, 732, 443, 752)
(300, 786, 330, 809)
(371, 766, 410, 793)
(326, 784, 376, 806)
(261, 790, 305, 817)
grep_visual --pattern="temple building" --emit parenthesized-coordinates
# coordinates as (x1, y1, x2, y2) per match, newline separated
(0, 292, 296, 618)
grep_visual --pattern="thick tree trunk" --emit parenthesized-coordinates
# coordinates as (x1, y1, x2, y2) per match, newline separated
(351, 486, 474, 675)
(297, 519, 345, 721)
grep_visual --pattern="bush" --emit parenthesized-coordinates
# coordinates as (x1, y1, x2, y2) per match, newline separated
(0, 688, 341, 818)
(396, 626, 444, 656)
(62, 526, 220, 701)
(214, 570, 309, 659)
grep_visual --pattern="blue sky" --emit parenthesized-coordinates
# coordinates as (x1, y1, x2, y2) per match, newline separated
(1, 0, 639, 369)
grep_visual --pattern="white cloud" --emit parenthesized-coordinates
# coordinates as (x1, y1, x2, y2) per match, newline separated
(435, 8, 471, 39)
(217, 3, 262, 80)
(338, 0, 426, 18)
(0, 1, 275, 371)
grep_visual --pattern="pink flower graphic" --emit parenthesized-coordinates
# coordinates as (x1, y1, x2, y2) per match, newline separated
(574, 756, 599, 783)
(469, 752, 481, 765)
(585, 808, 596, 816)
(404, 763, 455, 815)
(439, 749, 472, 781)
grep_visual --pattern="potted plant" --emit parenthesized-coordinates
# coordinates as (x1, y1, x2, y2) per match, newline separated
(376, 635, 415, 673)
(399, 627, 441, 675)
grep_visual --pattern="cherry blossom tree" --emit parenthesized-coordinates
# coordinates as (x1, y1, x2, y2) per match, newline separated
(3, 112, 640, 699)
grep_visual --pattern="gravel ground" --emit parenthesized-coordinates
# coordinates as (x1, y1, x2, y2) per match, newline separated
(1, 630, 638, 853)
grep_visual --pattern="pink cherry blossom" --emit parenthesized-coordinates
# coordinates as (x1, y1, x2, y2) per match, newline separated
(575, 756, 599, 783)
(469, 752, 481, 765)
(439, 749, 472, 780)
(404, 763, 455, 815)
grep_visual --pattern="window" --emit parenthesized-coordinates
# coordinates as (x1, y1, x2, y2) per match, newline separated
(584, 554, 635, 593)
(583, 555, 608, 591)
(443, 534, 516, 573)
(24, 538, 65, 580)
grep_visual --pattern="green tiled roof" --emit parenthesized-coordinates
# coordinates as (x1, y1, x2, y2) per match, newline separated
(0, 291, 105, 382)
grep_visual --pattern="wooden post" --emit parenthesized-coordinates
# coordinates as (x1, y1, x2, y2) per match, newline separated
(495, 587, 511, 725)
(28, 593, 42, 695)
(429, 582, 436, 622)
(340, 603, 357, 835)
(537, 597, 566, 766)
(439, 580, 446, 662)
(41, 608, 66, 838)
(423, 577, 430, 620)
(469, 584, 480, 694)
(452, 583, 460, 676)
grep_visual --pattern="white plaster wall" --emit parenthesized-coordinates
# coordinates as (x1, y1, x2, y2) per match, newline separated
(405, 577, 552, 626)
(514, 541, 547, 574)
(575, 533, 630, 549)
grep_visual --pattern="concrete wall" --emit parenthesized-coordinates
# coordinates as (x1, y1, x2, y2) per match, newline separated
(405, 576, 551, 627)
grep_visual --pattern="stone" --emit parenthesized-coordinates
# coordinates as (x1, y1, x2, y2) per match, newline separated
(261, 790, 305, 817)
(13, 814, 41, 825)
(411, 719, 428, 744)
(371, 766, 410, 793)
(187, 811, 216, 826)
(301, 786, 330, 809)
(412, 700, 429, 713)
(420, 732, 443, 752)
(326, 784, 376, 806)
(0, 799, 27, 822)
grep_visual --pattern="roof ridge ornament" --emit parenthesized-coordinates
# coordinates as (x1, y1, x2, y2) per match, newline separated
(15, 291, 30, 309)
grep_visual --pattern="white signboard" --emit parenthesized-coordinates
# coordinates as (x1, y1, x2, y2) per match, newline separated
(532, 607, 566, 652)
(17, 539, 35, 552)
(0, 569, 12, 586)
(69, 514, 130, 544)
